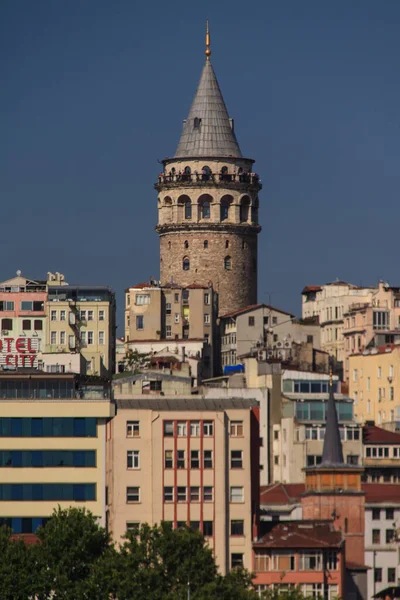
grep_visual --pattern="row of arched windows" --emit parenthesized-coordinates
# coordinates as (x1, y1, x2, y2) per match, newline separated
(182, 239, 248, 250)
(162, 194, 257, 223)
(182, 256, 232, 271)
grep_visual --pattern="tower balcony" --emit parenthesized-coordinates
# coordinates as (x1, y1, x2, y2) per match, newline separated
(155, 171, 262, 192)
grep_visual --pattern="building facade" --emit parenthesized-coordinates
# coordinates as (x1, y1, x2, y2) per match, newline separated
(362, 424, 400, 483)
(0, 371, 113, 533)
(106, 397, 260, 575)
(155, 29, 261, 316)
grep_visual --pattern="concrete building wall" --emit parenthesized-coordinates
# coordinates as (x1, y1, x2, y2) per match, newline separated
(365, 505, 400, 599)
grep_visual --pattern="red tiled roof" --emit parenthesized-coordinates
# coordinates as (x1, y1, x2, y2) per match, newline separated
(260, 483, 305, 505)
(346, 561, 369, 571)
(126, 282, 158, 291)
(185, 283, 209, 289)
(254, 520, 343, 549)
(221, 303, 295, 320)
(302, 286, 322, 293)
(363, 425, 400, 444)
(363, 483, 400, 504)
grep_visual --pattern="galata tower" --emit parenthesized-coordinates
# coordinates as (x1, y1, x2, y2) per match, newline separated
(155, 23, 262, 316)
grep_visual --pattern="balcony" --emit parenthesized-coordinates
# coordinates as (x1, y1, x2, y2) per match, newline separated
(155, 171, 262, 191)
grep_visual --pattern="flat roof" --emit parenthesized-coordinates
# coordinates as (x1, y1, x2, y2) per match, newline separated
(115, 397, 259, 411)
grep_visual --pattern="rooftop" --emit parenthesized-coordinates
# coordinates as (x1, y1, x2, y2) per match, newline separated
(115, 397, 258, 411)
(363, 424, 400, 444)
(255, 520, 343, 549)
(260, 482, 400, 505)
(221, 303, 294, 320)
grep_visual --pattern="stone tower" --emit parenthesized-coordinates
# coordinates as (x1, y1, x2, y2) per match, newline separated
(155, 24, 262, 316)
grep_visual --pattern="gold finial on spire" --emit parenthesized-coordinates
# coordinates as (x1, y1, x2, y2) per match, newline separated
(329, 358, 333, 388)
(205, 20, 211, 60)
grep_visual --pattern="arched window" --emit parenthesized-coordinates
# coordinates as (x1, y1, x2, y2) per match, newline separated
(204, 240, 208, 249)
(240, 196, 251, 223)
(220, 195, 233, 221)
(224, 256, 231, 270)
(225, 240, 229, 249)
(198, 194, 212, 219)
(220, 166, 229, 182)
(184, 166, 191, 175)
(183, 166, 191, 182)
(168, 241, 171, 250)
(184, 240, 189, 249)
(201, 165, 211, 181)
(242, 240, 247, 249)
(185, 199, 192, 219)
(183, 257, 190, 271)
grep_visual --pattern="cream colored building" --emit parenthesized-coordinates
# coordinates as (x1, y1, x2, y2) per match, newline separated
(125, 281, 216, 379)
(349, 346, 400, 426)
(46, 278, 116, 377)
(302, 281, 376, 362)
(106, 397, 259, 574)
(0, 371, 113, 534)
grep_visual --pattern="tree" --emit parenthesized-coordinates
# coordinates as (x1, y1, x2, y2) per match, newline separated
(0, 526, 37, 600)
(122, 349, 151, 373)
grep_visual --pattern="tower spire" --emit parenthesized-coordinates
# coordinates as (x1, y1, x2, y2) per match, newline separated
(205, 20, 211, 60)
(321, 360, 344, 466)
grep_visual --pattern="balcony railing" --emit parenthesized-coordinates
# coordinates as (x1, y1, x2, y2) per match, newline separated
(156, 171, 261, 188)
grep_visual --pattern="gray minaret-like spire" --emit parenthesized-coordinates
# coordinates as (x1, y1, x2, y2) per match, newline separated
(321, 363, 345, 466)
(174, 22, 242, 159)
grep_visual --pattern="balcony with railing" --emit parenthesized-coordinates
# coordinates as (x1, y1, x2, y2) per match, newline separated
(155, 170, 262, 191)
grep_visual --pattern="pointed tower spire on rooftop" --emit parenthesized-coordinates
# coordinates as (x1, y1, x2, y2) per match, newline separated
(174, 22, 242, 158)
(321, 360, 345, 466)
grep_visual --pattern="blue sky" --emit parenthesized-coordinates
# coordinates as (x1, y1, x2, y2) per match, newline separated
(2, 1, 400, 331)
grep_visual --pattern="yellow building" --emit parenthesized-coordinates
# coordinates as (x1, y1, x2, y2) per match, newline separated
(106, 397, 259, 574)
(46, 279, 116, 377)
(349, 346, 400, 426)
(0, 371, 113, 533)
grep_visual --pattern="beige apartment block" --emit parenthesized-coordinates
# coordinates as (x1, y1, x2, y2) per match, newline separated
(0, 372, 113, 534)
(106, 397, 259, 574)
(46, 281, 116, 377)
(125, 281, 216, 379)
(302, 281, 376, 362)
(349, 346, 400, 426)
(343, 281, 400, 382)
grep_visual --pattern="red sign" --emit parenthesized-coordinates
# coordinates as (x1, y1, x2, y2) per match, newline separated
(0, 337, 38, 367)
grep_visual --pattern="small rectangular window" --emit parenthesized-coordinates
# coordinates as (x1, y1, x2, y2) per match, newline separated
(203, 486, 213, 502)
(126, 421, 139, 437)
(177, 421, 187, 437)
(177, 486, 186, 502)
(177, 449, 185, 469)
(230, 421, 244, 437)
(230, 486, 244, 503)
(372, 529, 380, 544)
(230, 450, 243, 469)
(22, 319, 31, 331)
(248, 316, 255, 326)
(127, 450, 140, 469)
(231, 553, 244, 569)
(98, 331, 105, 345)
(190, 450, 199, 469)
(34, 320, 43, 331)
(203, 521, 213, 536)
(203, 421, 213, 436)
(164, 450, 173, 469)
(164, 421, 174, 436)
(126, 486, 140, 503)
(203, 450, 213, 468)
(230, 520, 244, 536)
(190, 486, 200, 502)
(372, 508, 380, 520)
(136, 315, 144, 330)
(99, 310, 105, 321)
(164, 486, 173, 502)
(51, 310, 57, 321)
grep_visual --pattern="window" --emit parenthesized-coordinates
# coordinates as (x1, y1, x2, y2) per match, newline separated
(50, 331, 57, 345)
(230, 486, 244, 502)
(184, 240, 189, 249)
(0, 301, 14, 311)
(299, 552, 322, 570)
(200, 200, 210, 219)
(274, 430, 279, 440)
(390, 387, 394, 400)
(97, 331, 104, 345)
(136, 315, 144, 330)
(190, 421, 200, 437)
(164, 450, 173, 468)
(203, 421, 213, 436)
(164, 487, 173, 502)
(22, 319, 31, 330)
(203, 450, 213, 468)
(326, 551, 338, 570)
(230, 450, 243, 469)
(99, 310, 104, 321)
(51, 310, 57, 321)
(21, 301, 43, 312)
(177, 422, 187, 437)
(224, 255, 232, 270)
(135, 294, 150, 306)
(386, 529, 395, 544)
(127, 450, 140, 469)
(177, 450, 185, 469)
(225, 240, 229, 248)
(204, 293, 210, 305)
(374, 568, 382, 583)
(231, 520, 244, 536)
(248, 316, 255, 327)
(60, 331, 66, 345)
(186, 486, 199, 503)
(372, 508, 380, 520)
(372, 529, 380, 544)
(230, 421, 244, 437)
(378, 366, 382, 379)
(177, 487, 186, 502)
(346, 455, 359, 465)
(184, 199, 192, 219)
(203, 521, 213, 536)
(87, 310, 93, 321)
(203, 486, 213, 502)
(386, 508, 394, 520)
(80, 310, 87, 321)
(166, 325, 172, 337)
(190, 450, 199, 469)
(127, 421, 139, 437)
(183, 257, 190, 271)
(164, 421, 174, 437)
(274, 455, 279, 466)
(87, 331, 94, 345)
(126, 486, 140, 503)
(231, 553, 243, 569)
(388, 568, 396, 583)
(34, 320, 42, 331)
(126, 522, 140, 534)
(1, 318, 12, 331)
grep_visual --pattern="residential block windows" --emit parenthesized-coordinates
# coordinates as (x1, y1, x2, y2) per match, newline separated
(135, 294, 150, 305)
(372, 529, 380, 544)
(136, 315, 144, 330)
(126, 487, 140, 503)
(230, 450, 243, 469)
(190, 450, 199, 469)
(190, 421, 200, 437)
(203, 450, 213, 468)
(203, 521, 213, 536)
(51, 310, 57, 321)
(190, 486, 200, 502)
(98, 331, 104, 345)
(87, 310, 94, 321)
(203, 421, 213, 436)
(0, 301, 14, 311)
(126, 421, 140, 437)
(99, 310, 105, 321)
(248, 316, 255, 326)
(386, 529, 395, 544)
(230, 421, 244, 437)
(230, 520, 244, 536)
(127, 451, 140, 469)
(177, 487, 187, 502)
(374, 568, 382, 583)
(177, 422, 187, 437)
(164, 487, 173, 502)
(203, 486, 213, 502)
(87, 331, 94, 345)
(299, 551, 322, 570)
(164, 421, 174, 436)
(230, 486, 244, 502)
(388, 568, 396, 583)
(177, 450, 185, 469)
(231, 553, 243, 569)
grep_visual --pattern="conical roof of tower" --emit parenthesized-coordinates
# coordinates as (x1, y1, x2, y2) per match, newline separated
(321, 375, 345, 466)
(174, 59, 242, 159)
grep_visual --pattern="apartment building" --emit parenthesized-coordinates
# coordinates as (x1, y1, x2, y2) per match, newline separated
(106, 397, 260, 574)
(302, 281, 376, 362)
(349, 345, 400, 426)
(362, 424, 400, 483)
(0, 370, 113, 534)
(125, 281, 216, 379)
(46, 281, 116, 377)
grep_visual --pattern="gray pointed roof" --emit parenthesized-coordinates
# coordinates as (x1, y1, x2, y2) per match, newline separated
(174, 60, 242, 158)
(321, 379, 345, 466)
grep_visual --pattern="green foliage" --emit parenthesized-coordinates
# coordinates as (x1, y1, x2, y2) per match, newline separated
(122, 349, 151, 373)
(0, 509, 258, 599)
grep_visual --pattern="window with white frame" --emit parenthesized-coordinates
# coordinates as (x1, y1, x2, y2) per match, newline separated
(164, 450, 173, 468)
(87, 310, 94, 321)
(166, 325, 171, 337)
(203, 486, 213, 502)
(190, 486, 200, 502)
(166, 303, 171, 315)
(99, 310, 105, 321)
(126, 486, 140, 503)
(87, 331, 94, 345)
(50, 331, 57, 345)
(164, 487, 173, 502)
(177, 449, 185, 469)
(60, 331, 66, 345)
(126, 421, 140, 437)
(127, 450, 140, 469)
(326, 551, 338, 570)
(80, 310, 87, 321)
(230, 421, 244, 437)
(135, 294, 150, 305)
(51, 310, 57, 321)
(299, 551, 322, 570)
(203, 450, 213, 468)
(98, 331, 104, 345)
(204, 313, 210, 324)
(230, 486, 244, 502)
(230, 450, 243, 469)
(203, 421, 213, 436)
(177, 421, 187, 437)
(60, 310, 66, 321)
(126, 521, 140, 533)
(190, 450, 199, 469)
(190, 421, 200, 436)
(177, 487, 186, 502)
(204, 293, 210, 305)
